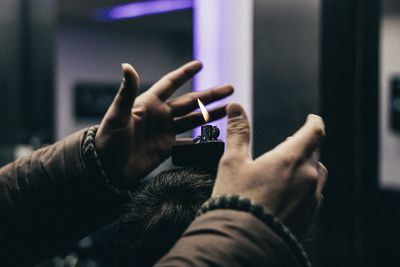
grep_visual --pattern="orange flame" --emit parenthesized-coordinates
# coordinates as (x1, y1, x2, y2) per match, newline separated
(197, 98, 210, 123)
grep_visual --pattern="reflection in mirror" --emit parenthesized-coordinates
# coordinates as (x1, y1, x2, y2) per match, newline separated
(36, 2, 193, 266)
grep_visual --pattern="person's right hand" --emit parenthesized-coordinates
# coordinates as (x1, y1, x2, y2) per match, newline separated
(212, 103, 327, 236)
(95, 61, 233, 188)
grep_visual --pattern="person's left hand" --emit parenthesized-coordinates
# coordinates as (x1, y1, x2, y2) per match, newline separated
(212, 103, 327, 236)
(95, 61, 233, 188)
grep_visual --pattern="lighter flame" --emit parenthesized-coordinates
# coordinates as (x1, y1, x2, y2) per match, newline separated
(197, 98, 210, 123)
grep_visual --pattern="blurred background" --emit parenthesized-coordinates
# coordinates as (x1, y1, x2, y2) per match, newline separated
(0, 0, 398, 266)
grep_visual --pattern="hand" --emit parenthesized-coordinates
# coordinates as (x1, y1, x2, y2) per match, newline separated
(95, 61, 234, 188)
(212, 103, 327, 235)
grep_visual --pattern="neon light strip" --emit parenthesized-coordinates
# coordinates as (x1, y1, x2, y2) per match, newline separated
(96, 0, 193, 21)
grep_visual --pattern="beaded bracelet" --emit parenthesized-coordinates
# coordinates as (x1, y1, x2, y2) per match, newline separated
(82, 126, 129, 197)
(197, 195, 312, 267)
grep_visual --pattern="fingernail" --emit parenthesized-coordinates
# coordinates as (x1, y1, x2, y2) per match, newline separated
(121, 63, 130, 70)
(121, 63, 129, 78)
(307, 114, 321, 122)
(229, 110, 242, 118)
(186, 61, 203, 76)
(227, 104, 243, 118)
(121, 63, 139, 86)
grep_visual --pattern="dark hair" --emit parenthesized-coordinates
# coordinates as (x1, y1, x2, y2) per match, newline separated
(114, 168, 215, 267)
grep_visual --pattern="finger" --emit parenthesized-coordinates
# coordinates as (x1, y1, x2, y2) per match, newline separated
(168, 84, 234, 117)
(148, 60, 203, 100)
(277, 114, 325, 159)
(174, 105, 227, 134)
(316, 162, 328, 207)
(106, 63, 140, 124)
(310, 149, 320, 166)
(225, 103, 251, 157)
(316, 162, 328, 195)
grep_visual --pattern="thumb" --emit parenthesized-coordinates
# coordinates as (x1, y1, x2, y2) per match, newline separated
(109, 63, 140, 123)
(225, 103, 251, 158)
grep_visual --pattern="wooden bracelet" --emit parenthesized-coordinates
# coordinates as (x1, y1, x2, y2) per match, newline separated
(82, 126, 130, 197)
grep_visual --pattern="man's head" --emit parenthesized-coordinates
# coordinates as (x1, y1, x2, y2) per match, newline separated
(114, 168, 215, 267)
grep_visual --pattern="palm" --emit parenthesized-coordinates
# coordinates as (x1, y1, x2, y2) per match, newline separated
(96, 62, 233, 188)
(128, 93, 174, 178)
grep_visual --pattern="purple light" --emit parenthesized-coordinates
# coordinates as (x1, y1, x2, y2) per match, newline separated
(192, 0, 253, 144)
(96, 0, 193, 21)
(193, 0, 226, 140)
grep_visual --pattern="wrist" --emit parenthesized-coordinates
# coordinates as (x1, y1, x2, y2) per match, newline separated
(82, 126, 131, 198)
(198, 195, 312, 267)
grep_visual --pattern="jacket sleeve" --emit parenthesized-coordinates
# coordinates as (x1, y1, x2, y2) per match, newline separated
(0, 129, 124, 266)
(155, 209, 301, 267)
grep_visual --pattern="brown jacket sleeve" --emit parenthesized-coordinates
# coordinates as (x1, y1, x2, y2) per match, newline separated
(0, 130, 124, 266)
(155, 210, 301, 267)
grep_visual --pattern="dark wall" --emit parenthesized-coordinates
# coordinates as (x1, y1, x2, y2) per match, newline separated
(320, 0, 379, 266)
(0, 0, 54, 164)
(253, 0, 320, 263)
(254, 1, 383, 267)
(0, 0, 25, 142)
(0, 0, 54, 146)
(253, 0, 320, 156)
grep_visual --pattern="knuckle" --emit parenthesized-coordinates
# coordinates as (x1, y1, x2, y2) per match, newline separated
(279, 152, 298, 168)
(219, 156, 234, 169)
(227, 118, 250, 137)
(163, 72, 181, 88)
(209, 88, 218, 97)
(312, 124, 326, 140)
(167, 76, 179, 88)
(182, 67, 193, 79)
(182, 94, 196, 105)
(302, 165, 319, 186)
(219, 154, 241, 169)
